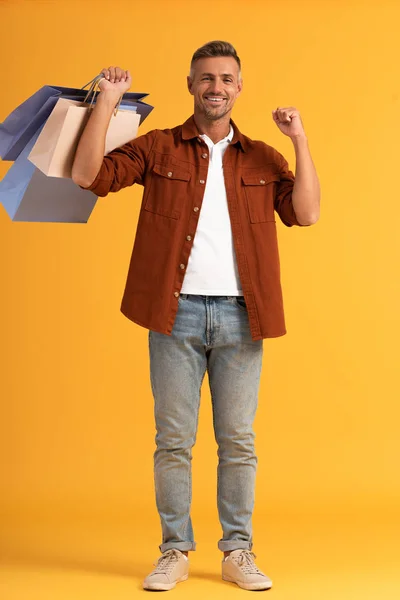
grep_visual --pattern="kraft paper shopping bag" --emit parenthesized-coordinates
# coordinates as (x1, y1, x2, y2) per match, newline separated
(28, 98, 140, 178)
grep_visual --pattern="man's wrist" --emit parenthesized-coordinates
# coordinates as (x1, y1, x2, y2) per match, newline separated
(97, 90, 122, 108)
(290, 133, 308, 147)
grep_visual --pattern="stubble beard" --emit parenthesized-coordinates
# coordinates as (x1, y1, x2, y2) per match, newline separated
(202, 102, 231, 121)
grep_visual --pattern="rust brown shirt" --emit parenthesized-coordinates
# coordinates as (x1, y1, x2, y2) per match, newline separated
(82, 115, 307, 340)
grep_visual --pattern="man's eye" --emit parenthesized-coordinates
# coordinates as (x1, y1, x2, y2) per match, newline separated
(202, 77, 210, 81)
(224, 79, 233, 83)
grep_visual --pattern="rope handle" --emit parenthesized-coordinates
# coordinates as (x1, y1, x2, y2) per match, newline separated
(80, 74, 123, 117)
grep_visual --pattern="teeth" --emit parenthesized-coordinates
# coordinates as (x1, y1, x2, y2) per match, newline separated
(206, 97, 225, 102)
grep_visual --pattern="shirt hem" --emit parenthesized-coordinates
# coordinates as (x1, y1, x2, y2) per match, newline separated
(180, 290, 244, 295)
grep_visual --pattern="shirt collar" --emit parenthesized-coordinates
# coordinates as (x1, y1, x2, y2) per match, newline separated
(181, 115, 248, 152)
(199, 124, 233, 146)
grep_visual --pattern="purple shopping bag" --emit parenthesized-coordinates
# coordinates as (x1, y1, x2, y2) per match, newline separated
(0, 125, 97, 223)
(0, 75, 153, 161)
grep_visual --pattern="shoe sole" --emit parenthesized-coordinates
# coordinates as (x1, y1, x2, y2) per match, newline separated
(143, 573, 189, 591)
(222, 574, 273, 591)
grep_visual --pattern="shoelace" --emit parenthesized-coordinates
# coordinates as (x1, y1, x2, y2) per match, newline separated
(233, 550, 263, 574)
(152, 549, 181, 575)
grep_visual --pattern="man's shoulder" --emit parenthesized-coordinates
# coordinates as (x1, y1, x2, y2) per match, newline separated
(132, 123, 184, 144)
(240, 131, 284, 163)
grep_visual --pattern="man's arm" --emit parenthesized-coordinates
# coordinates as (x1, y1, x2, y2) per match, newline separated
(71, 66, 154, 198)
(71, 90, 121, 188)
(272, 106, 320, 226)
(291, 134, 320, 226)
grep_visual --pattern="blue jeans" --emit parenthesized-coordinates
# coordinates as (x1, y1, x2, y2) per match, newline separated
(148, 294, 263, 553)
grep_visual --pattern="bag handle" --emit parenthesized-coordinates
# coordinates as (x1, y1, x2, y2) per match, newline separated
(80, 74, 123, 117)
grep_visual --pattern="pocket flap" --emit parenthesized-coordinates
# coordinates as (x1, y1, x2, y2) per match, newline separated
(153, 163, 191, 181)
(241, 172, 280, 186)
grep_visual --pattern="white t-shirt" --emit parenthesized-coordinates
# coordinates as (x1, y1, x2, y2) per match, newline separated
(181, 126, 244, 295)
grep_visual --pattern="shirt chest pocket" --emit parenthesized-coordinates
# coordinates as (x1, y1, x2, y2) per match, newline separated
(144, 163, 191, 220)
(241, 172, 280, 223)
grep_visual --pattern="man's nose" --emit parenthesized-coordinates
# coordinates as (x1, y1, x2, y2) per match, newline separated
(208, 79, 225, 95)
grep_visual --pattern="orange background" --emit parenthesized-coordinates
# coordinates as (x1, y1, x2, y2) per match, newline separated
(1, 0, 399, 598)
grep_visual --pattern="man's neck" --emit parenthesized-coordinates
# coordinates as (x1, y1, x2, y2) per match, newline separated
(193, 113, 231, 144)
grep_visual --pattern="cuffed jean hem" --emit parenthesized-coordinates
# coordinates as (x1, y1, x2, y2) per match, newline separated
(218, 540, 253, 552)
(159, 541, 197, 552)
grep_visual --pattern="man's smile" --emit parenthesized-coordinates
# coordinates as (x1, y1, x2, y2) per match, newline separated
(204, 96, 227, 103)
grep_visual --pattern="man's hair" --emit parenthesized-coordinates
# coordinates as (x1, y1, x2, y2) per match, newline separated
(190, 40, 241, 77)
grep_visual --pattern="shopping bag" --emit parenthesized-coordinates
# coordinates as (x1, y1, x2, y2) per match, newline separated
(28, 98, 140, 178)
(0, 75, 153, 161)
(0, 125, 97, 223)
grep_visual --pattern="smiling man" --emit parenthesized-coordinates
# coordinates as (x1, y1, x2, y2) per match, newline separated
(72, 40, 320, 591)
(191, 65, 238, 121)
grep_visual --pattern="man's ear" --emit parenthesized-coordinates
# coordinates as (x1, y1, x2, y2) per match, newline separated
(237, 78, 243, 96)
(187, 75, 194, 95)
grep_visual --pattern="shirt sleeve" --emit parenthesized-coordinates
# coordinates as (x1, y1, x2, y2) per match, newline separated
(79, 129, 157, 197)
(274, 152, 308, 227)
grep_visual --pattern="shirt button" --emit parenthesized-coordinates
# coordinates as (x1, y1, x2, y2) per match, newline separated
(193, 207, 199, 212)
(167, 171, 173, 177)
(174, 291, 179, 297)
(260, 179, 266, 184)
(199, 179, 205, 184)
(179, 263, 185, 270)
(201, 153, 208, 158)
(186, 235, 192, 241)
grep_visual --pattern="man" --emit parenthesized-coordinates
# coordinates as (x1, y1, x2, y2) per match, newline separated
(72, 40, 320, 591)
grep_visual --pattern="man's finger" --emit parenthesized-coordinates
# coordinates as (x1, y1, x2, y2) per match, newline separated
(108, 66, 116, 82)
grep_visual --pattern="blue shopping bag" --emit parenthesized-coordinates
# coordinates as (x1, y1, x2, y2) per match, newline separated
(0, 125, 97, 223)
(0, 76, 153, 161)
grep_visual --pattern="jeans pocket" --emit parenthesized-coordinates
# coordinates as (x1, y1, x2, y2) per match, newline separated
(232, 296, 247, 311)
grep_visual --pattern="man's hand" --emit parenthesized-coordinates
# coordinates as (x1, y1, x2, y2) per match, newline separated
(98, 66, 132, 95)
(272, 106, 305, 139)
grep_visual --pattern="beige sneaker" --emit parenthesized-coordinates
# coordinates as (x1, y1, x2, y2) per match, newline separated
(143, 548, 189, 591)
(222, 549, 273, 591)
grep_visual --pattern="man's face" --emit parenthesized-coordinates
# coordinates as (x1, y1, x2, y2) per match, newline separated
(187, 56, 243, 121)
